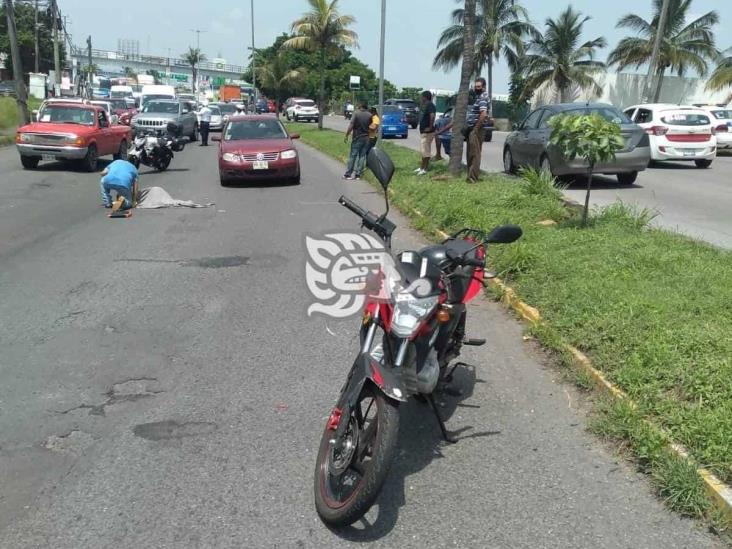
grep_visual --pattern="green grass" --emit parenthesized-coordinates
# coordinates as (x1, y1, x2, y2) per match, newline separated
(288, 122, 732, 519)
(0, 96, 43, 131)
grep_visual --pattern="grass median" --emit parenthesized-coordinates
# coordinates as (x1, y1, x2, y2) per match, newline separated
(288, 122, 732, 521)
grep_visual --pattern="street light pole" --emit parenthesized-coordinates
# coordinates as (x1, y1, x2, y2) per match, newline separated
(34, 0, 39, 73)
(251, 0, 257, 106)
(377, 0, 386, 141)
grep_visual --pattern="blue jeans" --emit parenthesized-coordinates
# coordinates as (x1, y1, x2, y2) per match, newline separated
(345, 136, 369, 177)
(100, 180, 132, 209)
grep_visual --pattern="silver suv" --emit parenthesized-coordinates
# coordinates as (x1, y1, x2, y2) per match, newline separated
(131, 99, 199, 141)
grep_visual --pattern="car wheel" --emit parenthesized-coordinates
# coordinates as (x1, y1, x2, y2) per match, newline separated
(540, 155, 553, 176)
(485, 131, 493, 142)
(503, 147, 515, 174)
(291, 173, 301, 185)
(220, 175, 230, 187)
(191, 123, 199, 142)
(694, 159, 712, 169)
(617, 171, 638, 185)
(20, 155, 40, 169)
(113, 140, 128, 161)
(82, 144, 98, 172)
(410, 123, 417, 129)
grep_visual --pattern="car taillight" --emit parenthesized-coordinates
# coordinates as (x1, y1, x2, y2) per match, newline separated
(713, 124, 728, 134)
(646, 126, 668, 136)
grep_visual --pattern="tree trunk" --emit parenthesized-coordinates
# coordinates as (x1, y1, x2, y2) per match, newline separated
(449, 0, 477, 176)
(4, 0, 30, 125)
(582, 166, 593, 227)
(192, 66, 197, 94)
(652, 66, 666, 103)
(318, 50, 326, 130)
(487, 56, 493, 116)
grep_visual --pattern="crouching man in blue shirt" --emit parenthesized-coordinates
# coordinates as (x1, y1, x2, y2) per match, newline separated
(100, 159, 138, 209)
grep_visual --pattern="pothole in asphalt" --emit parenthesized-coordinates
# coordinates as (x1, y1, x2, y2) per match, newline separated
(44, 430, 95, 454)
(56, 377, 163, 417)
(132, 420, 217, 441)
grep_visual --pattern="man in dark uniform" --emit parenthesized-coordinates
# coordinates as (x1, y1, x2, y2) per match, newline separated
(342, 102, 372, 180)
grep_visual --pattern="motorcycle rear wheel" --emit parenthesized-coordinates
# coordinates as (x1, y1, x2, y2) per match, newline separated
(155, 154, 171, 171)
(314, 384, 399, 528)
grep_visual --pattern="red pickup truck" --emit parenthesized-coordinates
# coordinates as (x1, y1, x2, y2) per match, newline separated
(15, 101, 132, 171)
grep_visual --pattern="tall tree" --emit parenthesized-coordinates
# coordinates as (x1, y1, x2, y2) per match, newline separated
(182, 47, 206, 94)
(283, 0, 358, 129)
(433, 0, 539, 114)
(449, 0, 478, 176)
(607, 0, 719, 102)
(0, 1, 65, 75)
(256, 54, 305, 117)
(706, 48, 732, 100)
(522, 6, 607, 103)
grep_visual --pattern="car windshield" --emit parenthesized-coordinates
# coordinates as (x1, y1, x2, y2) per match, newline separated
(110, 100, 128, 110)
(143, 101, 179, 114)
(660, 112, 710, 126)
(38, 106, 95, 125)
(710, 109, 732, 120)
(208, 106, 221, 116)
(217, 103, 239, 114)
(296, 100, 315, 107)
(381, 106, 401, 114)
(110, 91, 130, 98)
(224, 119, 287, 140)
(396, 101, 416, 109)
(142, 94, 174, 106)
(564, 107, 631, 124)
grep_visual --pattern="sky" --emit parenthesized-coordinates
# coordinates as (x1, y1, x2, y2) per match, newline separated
(60, 0, 731, 94)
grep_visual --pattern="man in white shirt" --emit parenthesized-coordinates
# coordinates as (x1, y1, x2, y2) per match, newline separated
(198, 105, 212, 146)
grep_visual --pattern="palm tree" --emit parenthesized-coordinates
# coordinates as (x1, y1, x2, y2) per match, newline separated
(607, 0, 719, 102)
(257, 54, 305, 117)
(433, 0, 539, 114)
(282, 0, 358, 129)
(522, 7, 607, 103)
(182, 47, 207, 94)
(123, 66, 137, 79)
(449, 0, 478, 176)
(706, 48, 732, 101)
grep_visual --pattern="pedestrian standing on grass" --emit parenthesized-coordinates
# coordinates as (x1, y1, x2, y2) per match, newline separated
(466, 77, 490, 183)
(342, 103, 372, 180)
(198, 104, 212, 146)
(434, 114, 453, 161)
(366, 107, 381, 155)
(415, 90, 437, 176)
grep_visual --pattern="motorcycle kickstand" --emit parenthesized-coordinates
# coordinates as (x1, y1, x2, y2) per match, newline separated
(427, 394, 456, 444)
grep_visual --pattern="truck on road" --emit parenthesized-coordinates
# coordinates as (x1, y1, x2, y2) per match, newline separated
(219, 84, 242, 103)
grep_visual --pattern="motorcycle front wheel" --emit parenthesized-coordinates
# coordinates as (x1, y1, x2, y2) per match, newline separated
(155, 154, 171, 171)
(314, 384, 399, 528)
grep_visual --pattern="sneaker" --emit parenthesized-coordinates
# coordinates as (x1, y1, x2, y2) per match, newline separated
(342, 174, 355, 180)
(416, 169, 427, 176)
(354, 175, 362, 180)
(413, 168, 422, 173)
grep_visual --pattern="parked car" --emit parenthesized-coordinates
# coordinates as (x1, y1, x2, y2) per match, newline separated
(15, 101, 131, 171)
(437, 106, 496, 148)
(90, 100, 119, 124)
(285, 98, 319, 122)
(131, 99, 198, 141)
(696, 105, 732, 150)
(384, 98, 420, 129)
(212, 101, 240, 123)
(108, 98, 138, 126)
(379, 105, 409, 138)
(197, 104, 225, 132)
(0, 80, 17, 97)
(503, 102, 650, 185)
(255, 98, 269, 114)
(267, 99, 277, 113)
(623, 104, 717, 168)
(92, 87, 110, 99)
(215, 115, 301, 185)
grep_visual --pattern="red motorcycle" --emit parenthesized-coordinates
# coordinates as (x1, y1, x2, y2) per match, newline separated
(314, 149, 522, 527)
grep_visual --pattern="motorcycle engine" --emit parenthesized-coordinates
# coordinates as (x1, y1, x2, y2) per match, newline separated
(416, 349, 439, 394)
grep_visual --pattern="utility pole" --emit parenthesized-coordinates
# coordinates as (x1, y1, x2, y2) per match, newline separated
(34, 0, 39, 73)
(51, 0, 61, 87)
(189, 29, 206, 50)
(251, 0, 257, 106)
(377, 0, 386, 141)
(643, 0, 670, 102)
(4, 0, 30, 124)
(86, 35, 93, 97)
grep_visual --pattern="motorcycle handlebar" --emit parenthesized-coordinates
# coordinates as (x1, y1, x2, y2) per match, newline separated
(338, 195, 369, 219)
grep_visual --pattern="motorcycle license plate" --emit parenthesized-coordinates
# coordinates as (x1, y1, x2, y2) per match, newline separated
(41, 154, 56, 162)
(253, 160, 269, 170)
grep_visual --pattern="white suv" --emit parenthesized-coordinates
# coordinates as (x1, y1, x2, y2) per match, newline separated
(696, 105, 732, 150)
(285, 98, 319, 123)
(623, 104, 717, 168)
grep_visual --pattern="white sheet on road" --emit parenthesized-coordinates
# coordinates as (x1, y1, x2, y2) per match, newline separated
(136, 186, 214, 209)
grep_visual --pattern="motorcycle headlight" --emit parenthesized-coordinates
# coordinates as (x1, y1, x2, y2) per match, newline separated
(222, 152, 240, 162)
(281, 149, 297, 159)
(391, 293, 439, 338)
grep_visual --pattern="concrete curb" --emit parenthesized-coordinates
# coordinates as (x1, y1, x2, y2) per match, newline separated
(392, 190, 732, 525)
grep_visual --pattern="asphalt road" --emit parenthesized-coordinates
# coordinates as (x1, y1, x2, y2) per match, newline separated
(0, 141, 721, 548)
(323, 116, 732, 249)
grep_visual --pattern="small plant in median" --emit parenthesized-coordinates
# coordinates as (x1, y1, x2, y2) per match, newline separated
(548, 114, 624, 227)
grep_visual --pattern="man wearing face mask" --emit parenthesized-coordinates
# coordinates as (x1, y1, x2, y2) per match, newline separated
(465, 77, 490, 183)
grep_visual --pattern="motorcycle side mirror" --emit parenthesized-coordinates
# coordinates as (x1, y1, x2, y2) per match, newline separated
(366, 147, 394, 192)
(511, 123, 519, 131)
(485, 224, 523, 244)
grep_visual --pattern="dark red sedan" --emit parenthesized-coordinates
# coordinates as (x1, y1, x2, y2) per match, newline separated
(215, 115, 300, 186)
